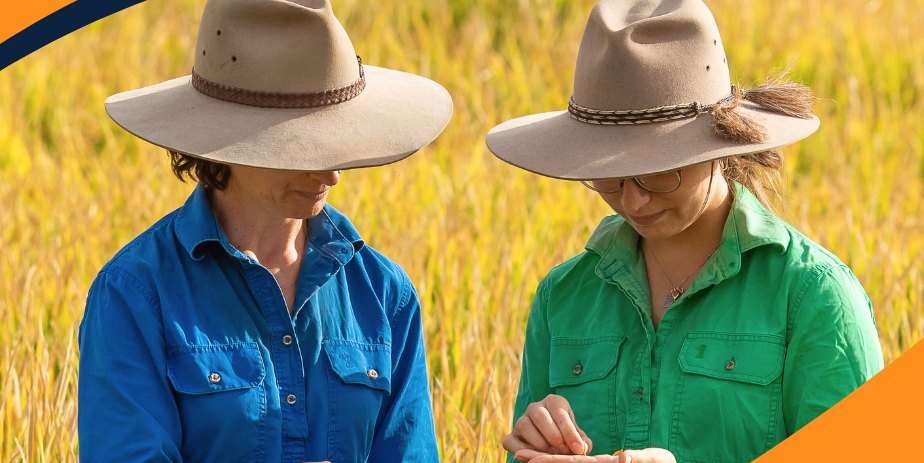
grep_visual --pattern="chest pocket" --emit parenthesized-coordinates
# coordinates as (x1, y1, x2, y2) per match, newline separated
(166, 342, 267, 463)
(671, 333, 786, 463)
(324, 340, 392, 462)
(549, 336, 625, 452)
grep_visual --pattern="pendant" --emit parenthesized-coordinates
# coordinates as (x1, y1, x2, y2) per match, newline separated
(661, 288, 684, 308)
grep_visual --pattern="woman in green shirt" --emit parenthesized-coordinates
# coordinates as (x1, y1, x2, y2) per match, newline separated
(485, 1, 884, 462)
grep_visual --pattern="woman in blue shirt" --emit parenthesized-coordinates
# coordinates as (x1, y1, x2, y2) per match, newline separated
(78, 0, 452, 461)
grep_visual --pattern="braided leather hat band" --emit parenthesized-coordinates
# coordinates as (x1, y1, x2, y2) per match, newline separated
(191, 55, 366, 109)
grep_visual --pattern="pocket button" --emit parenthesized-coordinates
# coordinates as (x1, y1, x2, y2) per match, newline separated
(572, 364, 583, 375)
(725, 360, 736, 371)
(208, 372, 221, 384)
(367, 369, 379, 379)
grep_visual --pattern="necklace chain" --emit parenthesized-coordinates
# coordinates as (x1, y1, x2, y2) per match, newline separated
(645, 240, 719, 308)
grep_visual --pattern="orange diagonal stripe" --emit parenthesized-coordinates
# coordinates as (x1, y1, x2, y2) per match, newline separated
(0, 0, 79, 44)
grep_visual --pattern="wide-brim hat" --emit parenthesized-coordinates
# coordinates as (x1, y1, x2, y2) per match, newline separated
(485, 0, 820, 180)
(106, 0, 453, 171)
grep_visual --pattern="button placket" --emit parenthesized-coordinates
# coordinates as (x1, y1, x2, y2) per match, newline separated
(245, 265, 308, 439)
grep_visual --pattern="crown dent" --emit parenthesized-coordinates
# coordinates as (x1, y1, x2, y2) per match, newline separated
(193, 0, 359, 94)
(572, 0, 730, 111)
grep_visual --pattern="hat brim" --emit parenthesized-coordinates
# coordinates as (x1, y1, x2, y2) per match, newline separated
(105, 65, 453, 171)
(485, 103, 819, 180)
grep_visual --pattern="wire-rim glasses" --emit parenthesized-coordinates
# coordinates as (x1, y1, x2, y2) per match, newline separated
(580, 170, 683, 194)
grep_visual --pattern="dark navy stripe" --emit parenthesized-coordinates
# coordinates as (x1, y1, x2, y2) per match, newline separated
(0, 0, 146, 71)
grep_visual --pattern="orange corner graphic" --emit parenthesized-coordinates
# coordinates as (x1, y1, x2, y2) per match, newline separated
(1, 0, 79, 44)
(755, 340, 924, 462)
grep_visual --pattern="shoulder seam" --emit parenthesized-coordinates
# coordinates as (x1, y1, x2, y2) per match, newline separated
(787, 262, 844, 341)
(108, 211, 177, 265)
(98, 267, 162, 319)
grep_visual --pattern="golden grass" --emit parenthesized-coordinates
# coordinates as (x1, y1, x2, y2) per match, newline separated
(1, 0, 922, 460)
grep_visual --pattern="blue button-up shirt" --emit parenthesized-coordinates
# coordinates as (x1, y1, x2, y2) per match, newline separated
(78, 184, 438, 463)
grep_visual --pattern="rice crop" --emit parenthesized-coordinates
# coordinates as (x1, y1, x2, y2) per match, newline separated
(1, 0, 922, 460)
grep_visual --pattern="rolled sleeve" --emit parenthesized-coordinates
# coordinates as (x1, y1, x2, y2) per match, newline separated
(782, 264, 884, 434)
(368, 276, 439, 462)
(78, 269, 183, 463)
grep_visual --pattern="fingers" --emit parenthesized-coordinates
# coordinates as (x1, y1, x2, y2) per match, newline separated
(617, 448, 676, 463)
(578, 426, 593, 455)
(531, 405, 572, 454)
(511, 414, 555, 452)
(542, 395, 591, 455)
(509, 394, 592, 457)
(513, 450, 619, 463)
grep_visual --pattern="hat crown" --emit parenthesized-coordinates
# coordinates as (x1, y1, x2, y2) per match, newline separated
(193, 0, 359, 93)
(573, 0, 730, 111)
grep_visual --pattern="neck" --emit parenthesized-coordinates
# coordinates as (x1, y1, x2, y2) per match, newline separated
(644, 180, 732, 266)
(208, 186, 307, 269)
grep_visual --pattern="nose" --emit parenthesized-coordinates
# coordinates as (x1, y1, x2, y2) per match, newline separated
(619, 179, 651, 212)
(310, 170, 341, 186)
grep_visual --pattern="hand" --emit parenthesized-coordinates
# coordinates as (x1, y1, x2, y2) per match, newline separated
(503, 394, 592, 459)
(513, 447, 676, 463)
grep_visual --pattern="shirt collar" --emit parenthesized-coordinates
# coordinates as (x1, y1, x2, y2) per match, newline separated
(586, 182, 791, 284)
(175, 183, 365, 263)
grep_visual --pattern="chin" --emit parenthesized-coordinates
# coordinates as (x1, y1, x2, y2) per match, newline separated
(285, 201, 327, 220)
(630, 223, 678, 241)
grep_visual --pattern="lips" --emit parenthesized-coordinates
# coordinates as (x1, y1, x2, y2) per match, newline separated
(626, 210, 665, 226)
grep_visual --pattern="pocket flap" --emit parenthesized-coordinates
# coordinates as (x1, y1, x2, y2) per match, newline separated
(549, 336, 625, 387)
(679, 333, 785, 385)
(167, 342, 266, 394)
(324, 340, 392, 393)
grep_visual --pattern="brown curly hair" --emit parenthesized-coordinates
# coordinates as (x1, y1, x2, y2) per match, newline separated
(168, 151, 232, 190)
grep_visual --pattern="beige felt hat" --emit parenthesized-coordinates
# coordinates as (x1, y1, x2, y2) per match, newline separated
(485, 0, 820, 180)
(105, 0, 453, 171)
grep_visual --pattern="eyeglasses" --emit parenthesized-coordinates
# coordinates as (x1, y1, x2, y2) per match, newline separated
(580, 170, 683, 194)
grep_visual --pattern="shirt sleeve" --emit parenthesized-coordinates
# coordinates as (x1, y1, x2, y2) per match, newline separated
(508, 278, 554, 463)
(781, 264, 884, 435)
(367, 275, 439, 462)
(78, 269, 183, 462)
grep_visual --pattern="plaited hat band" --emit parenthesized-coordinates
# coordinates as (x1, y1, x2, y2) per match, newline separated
(567, 80, 816, 144)
(567, 91, 735, 125)
(190, 55, 366, 109)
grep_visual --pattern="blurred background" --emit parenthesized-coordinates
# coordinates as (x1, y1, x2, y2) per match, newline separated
(1, 0, 922, 460)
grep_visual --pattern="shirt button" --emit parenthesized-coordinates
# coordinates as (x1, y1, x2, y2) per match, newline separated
(282, 335, 293, 346)
(726, 360, 736, 371)
(638, 387, 644, 400)
(286, 394, 297, 405)
(572, 364, 583, 375)
(208, 372, 221, 384)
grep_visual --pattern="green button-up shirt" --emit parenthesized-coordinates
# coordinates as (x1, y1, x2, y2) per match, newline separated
(510, 185, 884, 463)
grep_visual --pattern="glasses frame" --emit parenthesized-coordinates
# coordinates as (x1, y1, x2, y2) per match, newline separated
(580, 170, 683, 194)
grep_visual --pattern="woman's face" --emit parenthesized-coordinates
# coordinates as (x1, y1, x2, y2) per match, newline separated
(224, 165, 341, 219)
(596, 161, 729, 241)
